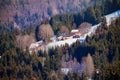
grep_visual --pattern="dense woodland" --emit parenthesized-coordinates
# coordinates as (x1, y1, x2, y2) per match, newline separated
(0, 17, 120, 80)
(0, 0, 120, 80)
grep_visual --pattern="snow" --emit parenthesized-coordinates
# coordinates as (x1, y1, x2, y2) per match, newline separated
(61, 68, 72, 75)
(29, 43, 39, 49)
(46, 38, 78, 49)
(31, 23, 102, 51)
(45, 22, 103, 49)
(87, 23, 101, 36)
(105, 10, 120, 26)
(88, 78, 92, 80)
(71, 29, 79, 33)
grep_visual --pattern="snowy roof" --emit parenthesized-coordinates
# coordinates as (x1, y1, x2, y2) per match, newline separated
(71, 29, 79, 33)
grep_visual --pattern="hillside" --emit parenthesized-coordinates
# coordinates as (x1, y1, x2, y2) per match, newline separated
(0, 0, 120, 80)
(0, 0, 96, 28)
(29, 10, 120, 52)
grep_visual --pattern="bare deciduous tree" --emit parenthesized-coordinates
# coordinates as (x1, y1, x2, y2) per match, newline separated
(79, 22, 92, 29)
(16, 34, 36, 49)
(86, 53, 94, 78)
(59, 26, 70, 36)
(82, 53, 94, 79)
(39, 24, 54, 42)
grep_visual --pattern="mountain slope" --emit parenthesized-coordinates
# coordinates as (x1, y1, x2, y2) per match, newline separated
(0, 0, 95, 28)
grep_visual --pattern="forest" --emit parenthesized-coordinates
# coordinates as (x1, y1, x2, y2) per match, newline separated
(0, 0, 120, 80)
(0, 15, 120, 80)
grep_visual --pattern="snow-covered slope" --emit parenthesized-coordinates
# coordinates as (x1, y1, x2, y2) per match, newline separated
(87, 23, 101, 36)
(105, 10, 120, 26)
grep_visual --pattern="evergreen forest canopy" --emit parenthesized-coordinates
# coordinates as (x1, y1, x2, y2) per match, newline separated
(0, 16, 120, 80)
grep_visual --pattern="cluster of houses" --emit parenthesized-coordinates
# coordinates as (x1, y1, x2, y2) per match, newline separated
(29, 24, 97, 54)
(29, 10, 120, 54)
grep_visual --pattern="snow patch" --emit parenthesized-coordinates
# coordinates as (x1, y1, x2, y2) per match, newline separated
(105, 10, 120, 26)
(46, 38, 78, 49)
